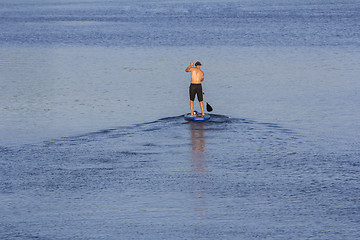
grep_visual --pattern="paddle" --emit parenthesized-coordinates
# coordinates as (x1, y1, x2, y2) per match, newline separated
(203, 92, 213, 112)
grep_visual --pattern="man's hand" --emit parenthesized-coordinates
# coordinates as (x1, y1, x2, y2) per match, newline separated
(186, 62, 194, 72)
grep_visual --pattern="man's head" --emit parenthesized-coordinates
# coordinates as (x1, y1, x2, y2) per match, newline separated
(195, 61, 202, 67)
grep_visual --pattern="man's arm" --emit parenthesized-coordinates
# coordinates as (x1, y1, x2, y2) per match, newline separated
(185, 62, 194, 72)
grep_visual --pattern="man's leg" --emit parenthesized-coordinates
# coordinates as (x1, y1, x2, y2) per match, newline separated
(190, 100, 194, 115)
(199, 101, 205, 116)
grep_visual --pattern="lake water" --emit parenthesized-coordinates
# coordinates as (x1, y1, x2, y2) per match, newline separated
(1, 0, 359, 239)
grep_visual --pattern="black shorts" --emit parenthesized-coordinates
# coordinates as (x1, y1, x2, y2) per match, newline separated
(189, 83, 203, 102)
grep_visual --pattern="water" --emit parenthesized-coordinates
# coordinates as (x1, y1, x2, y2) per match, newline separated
(1, 0, 359, 47)
(1, 0, 360, 239)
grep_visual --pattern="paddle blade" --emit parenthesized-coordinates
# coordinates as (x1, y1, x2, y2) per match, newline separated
(206, 102, 213, 112)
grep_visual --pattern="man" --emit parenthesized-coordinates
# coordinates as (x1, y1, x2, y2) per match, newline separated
(185, 61, 205, 116)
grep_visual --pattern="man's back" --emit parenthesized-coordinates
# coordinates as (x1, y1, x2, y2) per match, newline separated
(185, 62, 204, 84)
(190, 68, 204, 84)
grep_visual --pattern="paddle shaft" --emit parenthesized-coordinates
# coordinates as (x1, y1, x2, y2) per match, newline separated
(202, 91, 213, 112)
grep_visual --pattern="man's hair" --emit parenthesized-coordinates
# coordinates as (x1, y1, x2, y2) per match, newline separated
(195, 61, 201, 66)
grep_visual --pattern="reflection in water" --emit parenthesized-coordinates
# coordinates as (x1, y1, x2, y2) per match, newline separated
(190, 123, 206, 168)
(189, 122, 208, 217)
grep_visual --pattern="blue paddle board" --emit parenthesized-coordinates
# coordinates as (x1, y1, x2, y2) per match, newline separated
(184, 112, 211, 122)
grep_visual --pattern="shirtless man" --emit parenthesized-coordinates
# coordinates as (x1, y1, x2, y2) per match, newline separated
(185, 61, 205, 116)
